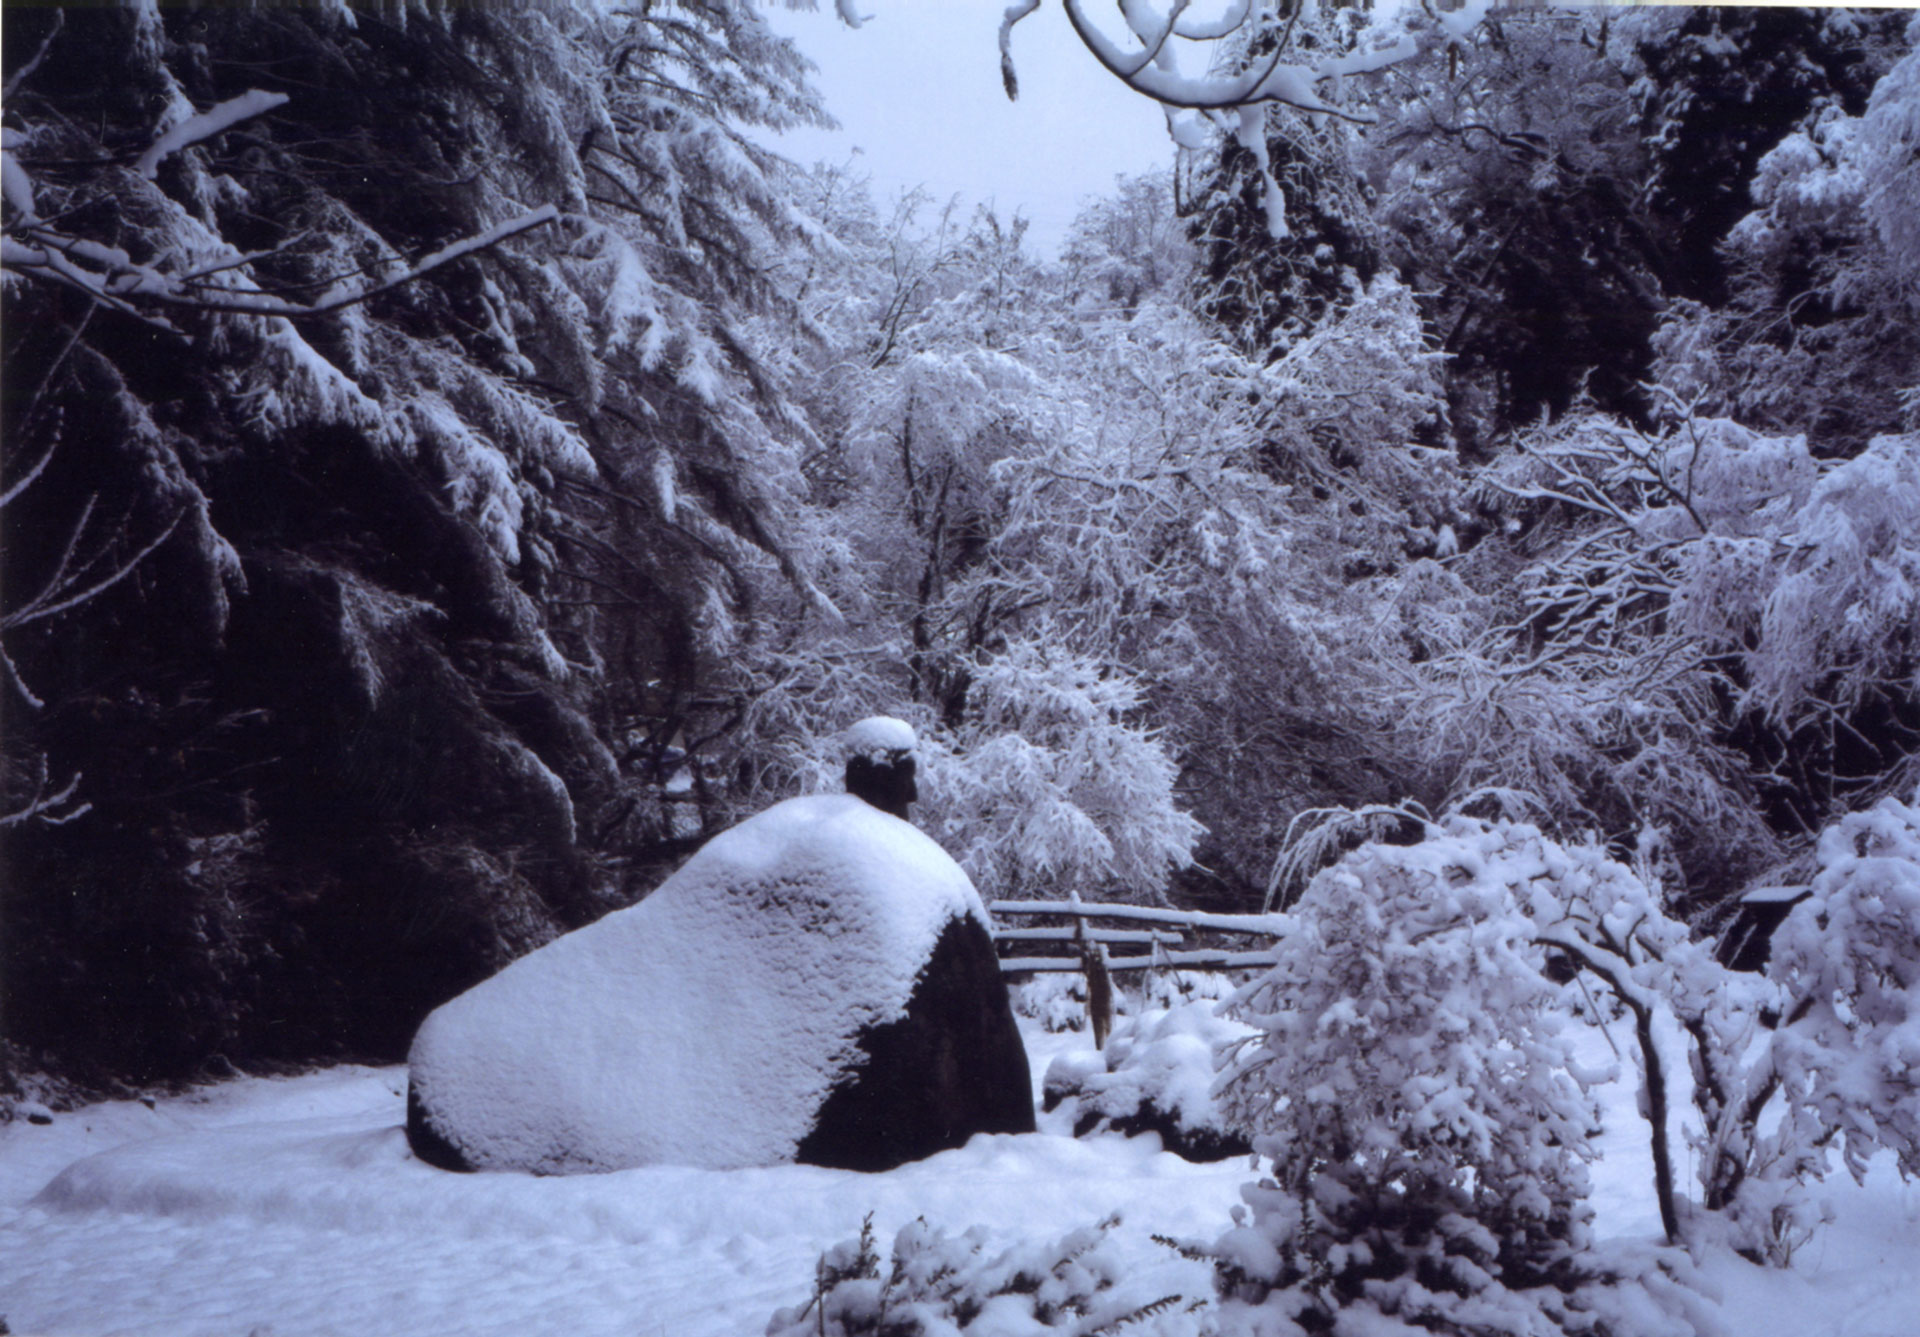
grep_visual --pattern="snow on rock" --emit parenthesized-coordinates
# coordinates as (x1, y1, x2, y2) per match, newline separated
(407, 793, 1027, 1174)
(841, 714, 917, 760)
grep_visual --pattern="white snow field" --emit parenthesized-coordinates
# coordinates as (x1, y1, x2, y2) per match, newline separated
(3, 1020, 1918, 1337)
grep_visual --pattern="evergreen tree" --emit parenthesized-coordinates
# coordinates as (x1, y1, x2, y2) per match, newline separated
(1, 1, 828, 1082)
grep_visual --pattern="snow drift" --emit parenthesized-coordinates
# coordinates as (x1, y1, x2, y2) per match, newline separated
(406, 793, 1031, 1173)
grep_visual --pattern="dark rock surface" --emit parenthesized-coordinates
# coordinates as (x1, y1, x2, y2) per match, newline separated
(797, 914, 1035, 1171)
(406, 1082, 472, 1172)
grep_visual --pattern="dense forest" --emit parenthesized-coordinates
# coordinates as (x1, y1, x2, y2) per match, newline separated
(3, 0, 1917, 1094)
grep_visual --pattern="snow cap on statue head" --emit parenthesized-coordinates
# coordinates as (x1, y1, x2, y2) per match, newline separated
(842, 716, 918, 822)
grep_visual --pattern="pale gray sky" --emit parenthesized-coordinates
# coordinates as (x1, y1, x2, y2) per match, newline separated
(763, 2, 1177, 256)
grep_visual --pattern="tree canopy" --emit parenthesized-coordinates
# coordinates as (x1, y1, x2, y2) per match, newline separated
(4, 2, 1918, 1088)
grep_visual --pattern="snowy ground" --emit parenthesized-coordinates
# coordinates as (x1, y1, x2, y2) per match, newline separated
(2, 1020, 1917, 1337)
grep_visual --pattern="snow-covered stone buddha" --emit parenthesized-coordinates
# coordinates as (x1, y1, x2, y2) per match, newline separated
(405, 717, 1033, 1173)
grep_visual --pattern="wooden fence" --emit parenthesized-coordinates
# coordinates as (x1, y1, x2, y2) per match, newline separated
(989, 898, 1288, 974)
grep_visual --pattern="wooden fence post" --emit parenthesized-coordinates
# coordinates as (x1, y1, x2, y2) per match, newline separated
(1070, 892, 1114, 1049)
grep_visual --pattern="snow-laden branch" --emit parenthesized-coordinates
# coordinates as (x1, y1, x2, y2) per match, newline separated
(0, 753, 91, 830)
(999, 0, 1041, 99)
(135, 89, 291, 180)
(3, 206, 560, 321)
(2, 10, 62, 102)
(2, 132, 40, 223)
(2, 500, 184, 640)
(1060, 0, 1353, 119)
(1022, 0, 1491, 121)
(1535, 929, 1681, 1244)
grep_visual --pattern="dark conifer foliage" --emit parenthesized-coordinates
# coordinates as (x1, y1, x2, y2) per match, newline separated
(1637, 6, 1906, 304)
(1, 3, 827, 1083)
(1188, 109, 1382, 358)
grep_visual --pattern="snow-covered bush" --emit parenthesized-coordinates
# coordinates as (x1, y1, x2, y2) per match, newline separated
(1140, 970, 1238, 1013)
(1014, 971, 1238, 1034)
(1418, 408, 1920, 904)
(1207, 821, 1717, 1335)
(769, 1214, 1204, 1337)
(1694, 787, 1920, 1261)
(1770, 788, 1920, 1181)
(1014, 974, 1098, 1034)
(1044, 1000, 1253, 1162)
(1227, 798, 1920, 1285)
(922, 641, 1204, 904)
(1213, 827, 1604, 1326)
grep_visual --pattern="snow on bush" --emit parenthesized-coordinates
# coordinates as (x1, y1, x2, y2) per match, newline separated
(1771, 788, 1920, 1181)
(1043, 1000, 1253, 1161)
(1466, 789, 1920, 1266)
(408, 795, 982, 1172)
(922, 641, 1204, 905)
(1014, 971, 1235, 1034)
(768, 1214, 1205, 1337)
(1206, 822, 1714, 1336)
(1015, 973, 1100, 1034)
(1688, 787, 1920, 1260)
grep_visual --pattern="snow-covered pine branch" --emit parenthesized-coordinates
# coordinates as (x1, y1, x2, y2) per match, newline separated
(134, 88, 291, 180)
(4, 207, 561, 320)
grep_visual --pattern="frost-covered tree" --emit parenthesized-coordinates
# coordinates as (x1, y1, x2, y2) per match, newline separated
(730, 189, 1213, 904)
(1652, 15, 1920, 457)
(1059, 170, 1193, 315)
(729, 161, 1464, 905)
(989, 277, 1450, 893)
(1403, 409, 1920, 899)
(1187, 99, 1383, 357)
(1635, 5, 1906, 306)
(1361, 5, 1666, 446)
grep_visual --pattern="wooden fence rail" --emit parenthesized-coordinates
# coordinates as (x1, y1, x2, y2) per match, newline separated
(988, 898, 1287, 975)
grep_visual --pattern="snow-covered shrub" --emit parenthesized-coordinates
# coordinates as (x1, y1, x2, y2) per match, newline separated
(1208, 822, 1710, 1335)
(921, 641, 1204, 905)
(1015, 974, 1098, 1034)
(1043, 1000, 1253, 1162)
(1694, 787, 1920, 1260)
(1770, 788, 1920, 1180)
(1424, 407, 1920, 903)
(1140, 971, 1238, 1012)
(768, 1214, 1204, 1337)
(1015, 970, 1236, 1034)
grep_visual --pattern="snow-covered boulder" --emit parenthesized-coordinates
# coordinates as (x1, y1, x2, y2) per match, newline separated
(405, 793, 1033, 1174)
